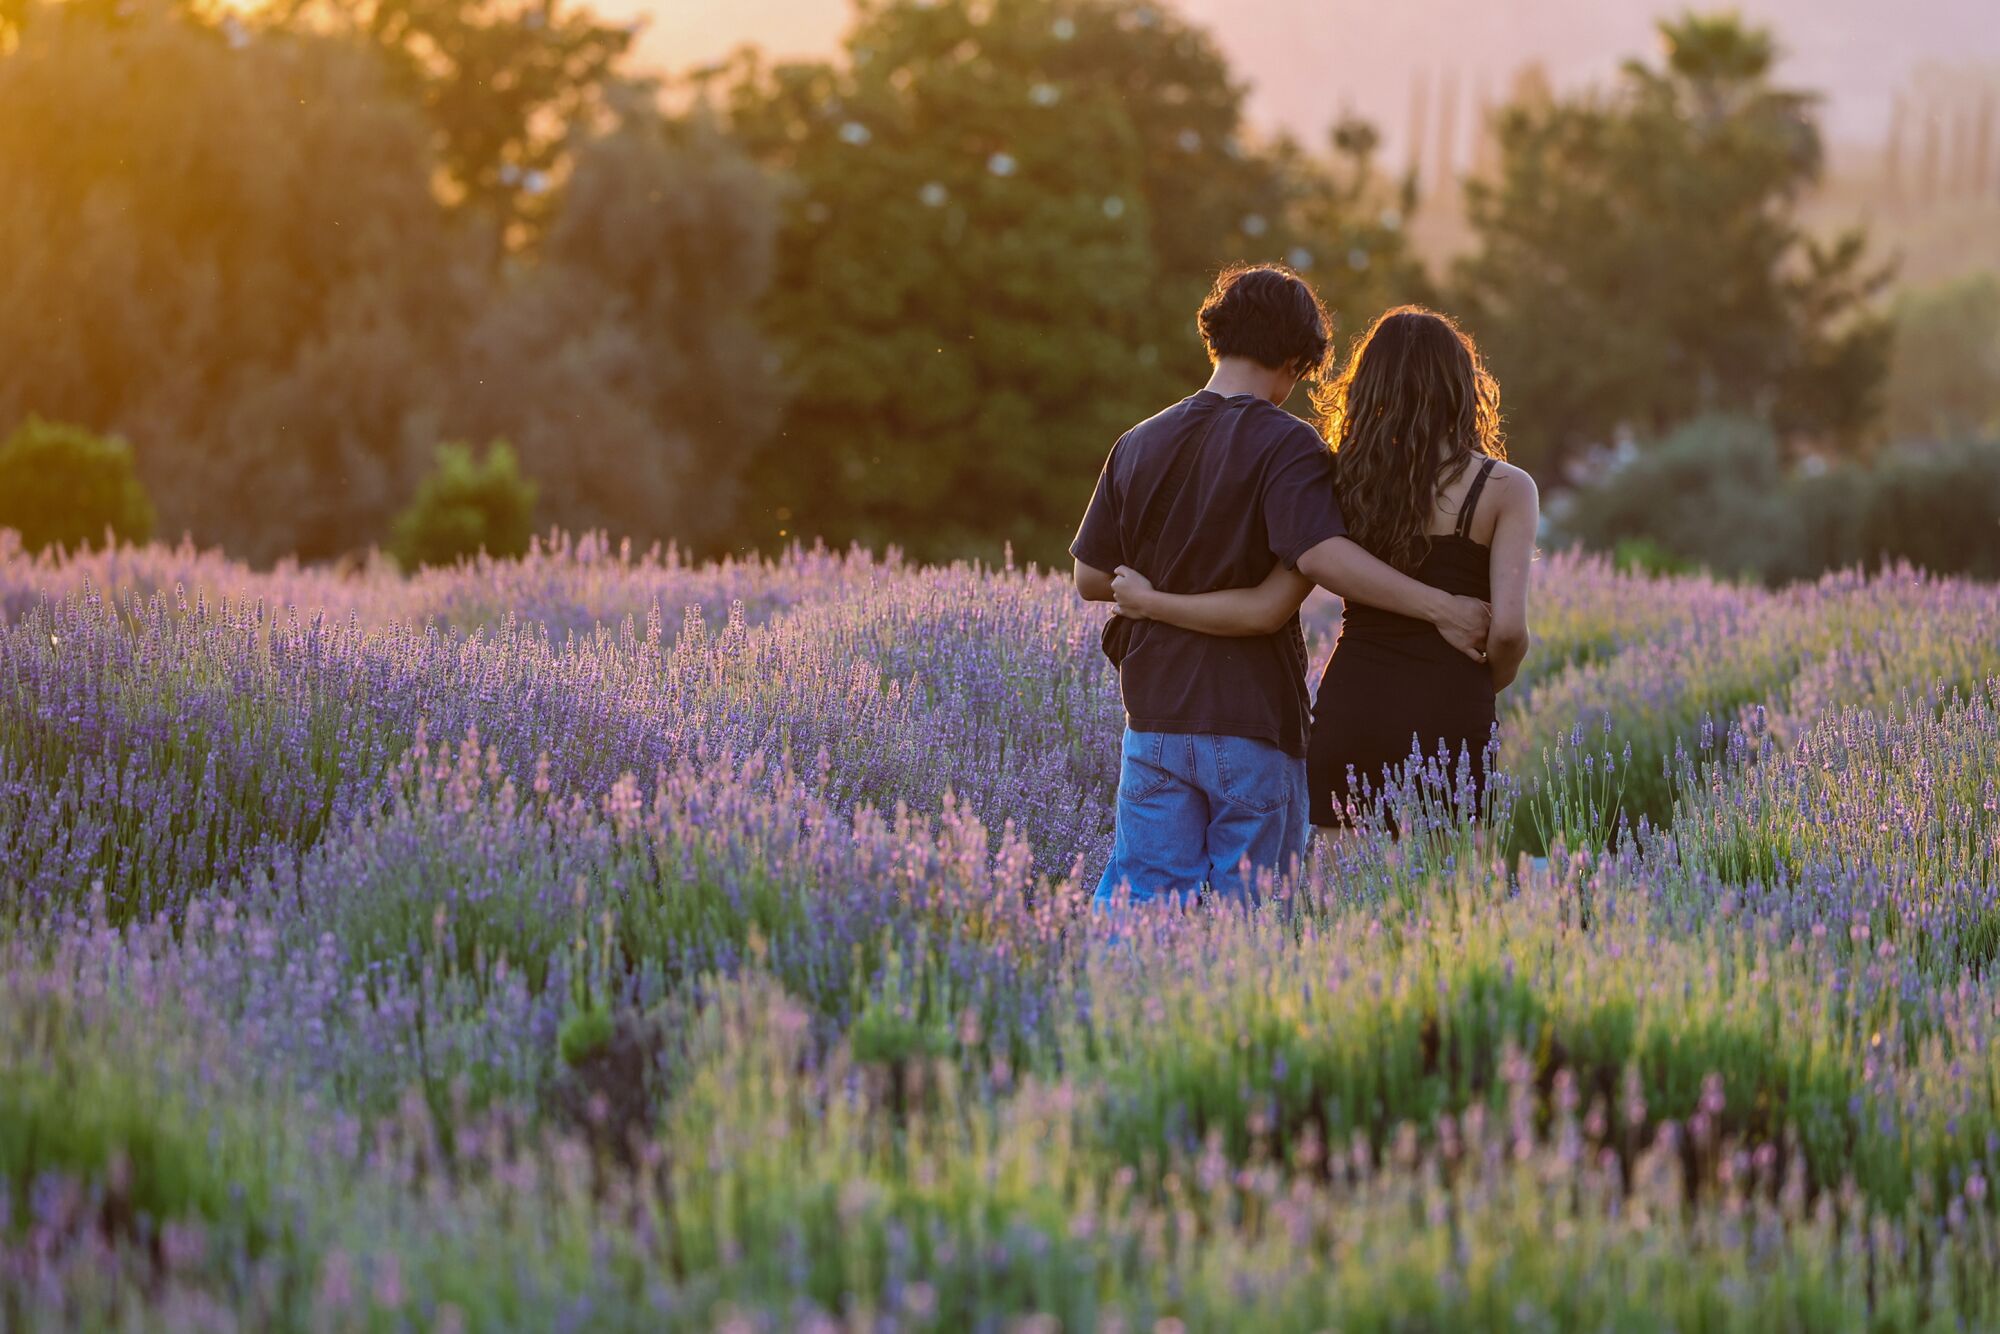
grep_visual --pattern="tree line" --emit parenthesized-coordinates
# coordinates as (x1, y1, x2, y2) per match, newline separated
(1, 0, 773, 564)
(0, 0, 1914, 566)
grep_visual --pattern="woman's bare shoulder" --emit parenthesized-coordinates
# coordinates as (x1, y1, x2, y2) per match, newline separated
(1486, 459, 1539, 510)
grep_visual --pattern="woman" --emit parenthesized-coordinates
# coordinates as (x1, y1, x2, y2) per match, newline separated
(1110, 306, 1537, 827)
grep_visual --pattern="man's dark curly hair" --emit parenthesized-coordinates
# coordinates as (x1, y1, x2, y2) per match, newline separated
(1196, 264, 1333, 377)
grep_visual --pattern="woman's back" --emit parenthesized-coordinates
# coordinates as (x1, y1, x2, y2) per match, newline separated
(1308, 456, 1503, 825)
(1338, 457, 1500, 639)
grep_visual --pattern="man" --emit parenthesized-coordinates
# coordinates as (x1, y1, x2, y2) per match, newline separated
(1071, 265, 1489, 907)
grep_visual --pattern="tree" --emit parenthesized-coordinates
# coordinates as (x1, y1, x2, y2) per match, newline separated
(1454, 14, 1891, 476)
(715, 0, 1160, 560)
(448, 107, 781, 549)
(0, 3, 473, 562)
(0, 417, 156, 553)
(267, 0, 632, 237)
(1269, 117, 1433, 345)
(713, 0, 1421, 561)
(0, 3, 780, 560)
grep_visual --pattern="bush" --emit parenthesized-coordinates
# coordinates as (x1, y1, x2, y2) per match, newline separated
(0, 416, 155, 554)
(1611, 536, 1698, 577)
(1558, 415, 1799, 581)
(389, 441, 537, 571)
(1562, 417, 2000, 582)
(1797, 440, 2000, 579)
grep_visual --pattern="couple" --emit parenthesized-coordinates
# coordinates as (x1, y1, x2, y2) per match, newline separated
(1071, 264, 1538, 906)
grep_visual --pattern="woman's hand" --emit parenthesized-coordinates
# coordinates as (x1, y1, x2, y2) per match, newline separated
(1110, 565, 1155, 620)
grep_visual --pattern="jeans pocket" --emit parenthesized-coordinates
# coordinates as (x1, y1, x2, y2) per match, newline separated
(1211, 735, 1291, 814)
(1121, 731, 1174, 801)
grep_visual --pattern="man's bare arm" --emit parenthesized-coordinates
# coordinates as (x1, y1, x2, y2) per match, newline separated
(1295, 536, 1490, 661)
(1074, 557, 1115, 603)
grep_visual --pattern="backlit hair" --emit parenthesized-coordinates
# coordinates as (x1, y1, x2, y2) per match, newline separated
(1310, 306, 1505, 572)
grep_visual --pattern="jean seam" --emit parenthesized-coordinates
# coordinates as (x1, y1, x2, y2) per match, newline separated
(1214, 736, 1284, 814)
(1124, 732, 1173, 801)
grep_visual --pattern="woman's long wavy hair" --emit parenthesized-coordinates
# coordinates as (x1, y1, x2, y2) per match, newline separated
(1311, 306, 1505, 572)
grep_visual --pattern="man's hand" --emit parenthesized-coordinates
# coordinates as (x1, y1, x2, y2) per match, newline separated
(1110, 566, 1155, 620)
(1435, 595, 1492, 663)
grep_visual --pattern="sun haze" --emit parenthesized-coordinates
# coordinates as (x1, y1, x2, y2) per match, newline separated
(624, 0, 1998, 153)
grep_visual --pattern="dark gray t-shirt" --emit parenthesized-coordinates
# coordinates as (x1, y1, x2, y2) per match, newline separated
(1071, 391, 1346, 757)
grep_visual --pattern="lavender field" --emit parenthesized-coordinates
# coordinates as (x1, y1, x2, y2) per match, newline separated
(5, 531, 2000, 1331)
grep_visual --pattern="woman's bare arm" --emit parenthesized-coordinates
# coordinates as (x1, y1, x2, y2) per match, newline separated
(1295, 536, 1490, 661)
(1110, 563, 1314, 637)
(1485, 467, 1539, 691)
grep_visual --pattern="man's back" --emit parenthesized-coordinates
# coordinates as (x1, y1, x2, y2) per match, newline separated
(1071, 262, 1346, 908)
(1071, 389, 1345, 758)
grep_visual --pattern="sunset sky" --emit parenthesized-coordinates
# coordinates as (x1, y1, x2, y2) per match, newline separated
(626, 0, 2000, 155)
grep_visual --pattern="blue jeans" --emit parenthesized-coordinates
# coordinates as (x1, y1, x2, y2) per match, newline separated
(1094, 730, 1309, 908)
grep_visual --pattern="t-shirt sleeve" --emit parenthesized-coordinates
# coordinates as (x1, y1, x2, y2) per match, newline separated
(1069, 441, 1124, 572)
(1263, 422, 1347, 568)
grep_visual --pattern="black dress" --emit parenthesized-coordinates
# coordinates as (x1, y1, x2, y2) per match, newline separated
(1308, 458, 1499, 826)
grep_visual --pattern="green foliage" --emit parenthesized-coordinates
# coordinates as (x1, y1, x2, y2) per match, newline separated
(848, 947, 957, 1069)
(0, 5, 777, 562)
(1672, 691, 2000, 965)
(451, 113, 782, 548)
(268, 0, 632, 236)
(556, 1002, 614, 1068)
(1082, 877, 1911, 1206)
(1559, 415, 1800, 581)
(716, 0, 1424, 562)
(1612, 536, 1697, 577)
(1092, 951, 1550, 1167)
(1, 1057, 227, 1229)
(0, 416, 154, 553)
(1516, 717, 1635, 857)
(1455, 13, 1891, 476)
(1273, 121, 1434, 330)
(0, 0, 1945, 578)
(1884, 272, 2000, 444)
(1561, 416, 2000, 582)
(0, 6, 469, 562)
(0, 996, 271, 1237)
(389, 441, 537, 570)
(848, 997, 953, 1069)
(1796, 440, 2000, 579)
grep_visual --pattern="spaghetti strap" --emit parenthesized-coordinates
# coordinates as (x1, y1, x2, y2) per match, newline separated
(1454, 457, 1498, 539)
